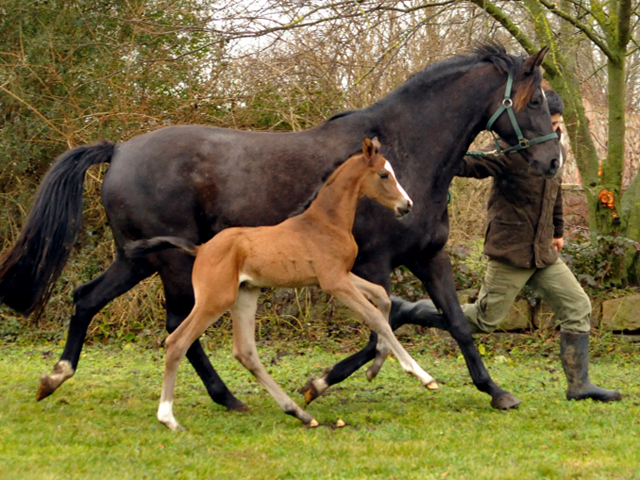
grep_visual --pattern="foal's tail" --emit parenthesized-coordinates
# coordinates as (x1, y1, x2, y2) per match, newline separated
(0, 142, 115, 316)
(125, 236, 198, 258)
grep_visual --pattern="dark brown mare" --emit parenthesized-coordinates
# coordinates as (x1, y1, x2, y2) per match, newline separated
(127, 138, 438, 430)
(0, 44, 559, 411)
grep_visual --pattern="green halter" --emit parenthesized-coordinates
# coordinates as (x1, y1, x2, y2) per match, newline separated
(481, 70, 558, 155)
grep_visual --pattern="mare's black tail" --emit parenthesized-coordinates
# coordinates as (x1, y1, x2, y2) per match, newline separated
(125, 236, 198, 258)
(0, 142, 115, 316)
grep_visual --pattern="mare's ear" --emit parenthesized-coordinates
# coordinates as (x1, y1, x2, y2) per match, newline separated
(523, 46, 548, 75)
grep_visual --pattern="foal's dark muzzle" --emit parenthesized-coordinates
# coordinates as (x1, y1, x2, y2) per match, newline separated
(396, 200, 413, 218)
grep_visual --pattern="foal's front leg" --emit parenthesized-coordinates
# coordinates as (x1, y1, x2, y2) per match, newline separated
(348, 273, 391, 381)
(232, 287, 318, 427)
(323, 275, 438, 390)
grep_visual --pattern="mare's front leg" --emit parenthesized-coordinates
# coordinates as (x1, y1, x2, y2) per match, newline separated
(231, 288, 318, 426)
(38, 255, 154, 400)
(409, 250, 520, 409)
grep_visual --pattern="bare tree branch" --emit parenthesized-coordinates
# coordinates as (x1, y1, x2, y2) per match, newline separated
(537, 0, 613, 59)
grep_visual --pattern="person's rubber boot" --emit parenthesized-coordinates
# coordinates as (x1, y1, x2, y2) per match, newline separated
(389, 296, 448, 331)
(560, 331, 622, 402)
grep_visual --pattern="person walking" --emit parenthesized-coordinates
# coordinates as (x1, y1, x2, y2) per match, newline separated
(391, 90, 621, 402)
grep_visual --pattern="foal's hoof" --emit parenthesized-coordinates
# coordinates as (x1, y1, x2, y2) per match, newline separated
(366, 364, 382, 382)
(425, 381, 439, 391)
(490, 392, 521, 410)
(167, 423, 186, 432)
(308, 419, 319, 428)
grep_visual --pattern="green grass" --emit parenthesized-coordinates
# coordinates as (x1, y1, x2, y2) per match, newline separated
(1, 337, 639, 480)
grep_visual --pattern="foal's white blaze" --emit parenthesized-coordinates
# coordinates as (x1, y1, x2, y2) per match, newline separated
(384, 160, 412, 205)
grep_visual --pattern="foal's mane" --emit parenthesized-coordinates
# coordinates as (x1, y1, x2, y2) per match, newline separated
(290, 149, 363, 217)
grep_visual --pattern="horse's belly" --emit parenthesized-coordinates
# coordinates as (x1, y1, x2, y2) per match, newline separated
(238, 270, 318, 289)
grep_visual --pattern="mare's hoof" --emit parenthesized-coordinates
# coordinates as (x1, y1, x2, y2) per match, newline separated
(301, 378, 320, 404)
(425, 381, 439, 391)
(226, 400, 250, 412)
(36, 375, 57, 401)
(490, 392, 521, 410)
(308, 419, 319, 428)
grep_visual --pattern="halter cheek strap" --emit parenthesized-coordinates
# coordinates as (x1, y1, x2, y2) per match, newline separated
(481, 71, 558, 156)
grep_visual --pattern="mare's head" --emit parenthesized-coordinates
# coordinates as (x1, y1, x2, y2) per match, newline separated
(359, 138, 413, 218)
(479, 44, 561, 178)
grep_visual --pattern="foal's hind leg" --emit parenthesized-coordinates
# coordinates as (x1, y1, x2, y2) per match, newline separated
(231, 287, 318, 426)
(158, 302, 229, 431)
(323, 275, 438, 390)
(37, 255, 154, 400)
(160, 257, 247, 412)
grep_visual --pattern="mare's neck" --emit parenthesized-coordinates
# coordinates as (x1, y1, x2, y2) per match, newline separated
(367, 64, 504, 190)
(302, 157, 364, 233)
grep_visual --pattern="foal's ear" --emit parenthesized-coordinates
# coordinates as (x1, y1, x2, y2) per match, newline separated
(523, 46, 549, 74)
(362, 137, 380, 165)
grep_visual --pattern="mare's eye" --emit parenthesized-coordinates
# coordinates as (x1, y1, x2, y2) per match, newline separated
(379, 172, 389, 180)
(530, 98, 541, 107)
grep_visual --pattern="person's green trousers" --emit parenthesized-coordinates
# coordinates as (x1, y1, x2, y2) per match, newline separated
(462, 258, 591, 334)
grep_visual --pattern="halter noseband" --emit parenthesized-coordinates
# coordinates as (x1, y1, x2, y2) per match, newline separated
(483, 70, 558, 155)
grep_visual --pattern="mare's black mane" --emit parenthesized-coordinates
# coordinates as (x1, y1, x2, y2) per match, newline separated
(326, 43, 521, 124)
(378, 42, 525, 106)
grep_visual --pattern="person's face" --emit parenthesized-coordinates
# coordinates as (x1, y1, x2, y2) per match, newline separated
(551, 113, 562, 132)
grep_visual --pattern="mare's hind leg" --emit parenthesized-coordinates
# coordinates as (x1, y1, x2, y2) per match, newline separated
(37, 254, 155, 400)
(159, 254, 247, 411)
(232, 287, 317, 426)
(323, 275, 438, 390)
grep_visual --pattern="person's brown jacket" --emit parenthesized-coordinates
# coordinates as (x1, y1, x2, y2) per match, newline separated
(458, 146, 563, 269)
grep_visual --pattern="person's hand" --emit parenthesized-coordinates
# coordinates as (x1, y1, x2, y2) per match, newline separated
(552, 237, 564, 252)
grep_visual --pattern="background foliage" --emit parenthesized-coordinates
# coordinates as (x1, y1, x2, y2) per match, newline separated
(1, 0, 639, 343)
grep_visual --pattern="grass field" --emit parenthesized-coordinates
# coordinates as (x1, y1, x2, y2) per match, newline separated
(1, 335, 639, 480)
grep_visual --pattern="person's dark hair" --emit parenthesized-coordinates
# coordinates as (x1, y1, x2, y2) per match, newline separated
(544, 90, 564, 116)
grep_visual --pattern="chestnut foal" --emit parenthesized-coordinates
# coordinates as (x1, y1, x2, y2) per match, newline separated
(127, 138, 438, 431)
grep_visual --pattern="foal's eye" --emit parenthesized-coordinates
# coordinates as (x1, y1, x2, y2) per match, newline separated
(379, 172, 389, 180)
